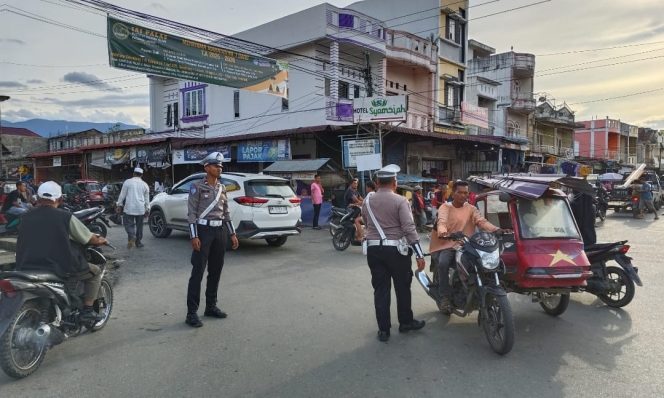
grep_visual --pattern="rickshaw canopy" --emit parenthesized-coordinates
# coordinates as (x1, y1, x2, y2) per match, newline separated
(469, 174, 595, 200)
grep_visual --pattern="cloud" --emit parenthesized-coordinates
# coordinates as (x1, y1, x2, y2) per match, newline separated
(62, 71, 121, 92)
(38, 93, 149, 108)
(2, 108, 40, 121)
(26, 79, 45, 84)
(0, 38, 26, 45)
(0, 81, 27, 89)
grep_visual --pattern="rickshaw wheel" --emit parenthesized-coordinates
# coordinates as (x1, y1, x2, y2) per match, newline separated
(598, 266, 635, 308)
(538, 293, 570, 316)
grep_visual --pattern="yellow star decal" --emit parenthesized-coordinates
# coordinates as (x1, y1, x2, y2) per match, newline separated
(548, 250, 576, 266)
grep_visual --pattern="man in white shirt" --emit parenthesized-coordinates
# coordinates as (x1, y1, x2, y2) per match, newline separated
(117, 167, 150, 249)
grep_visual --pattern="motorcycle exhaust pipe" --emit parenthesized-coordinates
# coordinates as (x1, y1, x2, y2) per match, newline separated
(35, 324, 66, 347)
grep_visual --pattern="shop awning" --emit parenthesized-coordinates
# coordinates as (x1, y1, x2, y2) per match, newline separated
(263, 158, 334, 173)
(397, 174, 437, 185)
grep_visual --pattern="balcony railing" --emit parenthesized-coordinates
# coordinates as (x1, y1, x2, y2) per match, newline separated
(438, 106, 461, 125)
(404, 111, 432, 131)
(513, 54, 535, 71)
(510, 98, 536, 113)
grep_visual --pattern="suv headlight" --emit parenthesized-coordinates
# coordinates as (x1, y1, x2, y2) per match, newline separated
(478, 250, 500, 271)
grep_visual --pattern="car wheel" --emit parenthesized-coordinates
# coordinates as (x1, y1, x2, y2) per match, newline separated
(149, 209, 172, 238)
(266, 236, 287, 247)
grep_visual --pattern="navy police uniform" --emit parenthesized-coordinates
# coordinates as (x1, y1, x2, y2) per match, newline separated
(185, 152, 237, 326)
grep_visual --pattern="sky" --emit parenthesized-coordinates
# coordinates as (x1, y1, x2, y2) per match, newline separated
(1, 0, 664, 129)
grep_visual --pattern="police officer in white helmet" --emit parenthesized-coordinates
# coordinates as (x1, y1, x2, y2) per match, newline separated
(185, 152, 239, 328)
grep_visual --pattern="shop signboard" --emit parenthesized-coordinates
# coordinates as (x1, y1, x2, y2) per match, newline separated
(342, 139, 381, 169)
(353, 96, 407, 123)
(106, 148, 129, 165)
(172, 145, 231, 165)
(53, 156, 62, 167)
(237, 140, 291, 163)
(107, 17, 288, 98)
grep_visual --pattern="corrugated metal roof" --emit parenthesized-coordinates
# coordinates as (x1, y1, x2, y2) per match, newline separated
(264, 158, 332, 172)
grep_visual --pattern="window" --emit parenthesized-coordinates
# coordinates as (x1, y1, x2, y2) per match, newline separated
(339, 13, 354, 28)
(173, 102, 179, 127)
(233, 90, 240, 118)
(166, 104, 173, 127)
(445, 82, 458, 106)
(339, 81, 349, 99)
(354, 84, 360, 99)
(172, 178, 201, 195)
(183, 88, 204, 117)
(447, 17, 457, 42)
(517, 198, 580, 239)
(403, 84, 407, 92)
(221, 178, 240, 192)
(324, 78, 331, 96)
(282, 98, 289, 112)
(245, 180, 296, 198)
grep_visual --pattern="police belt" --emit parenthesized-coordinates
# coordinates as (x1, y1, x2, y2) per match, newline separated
(366, 239, 402, 247)
(197, 219, 224, 227)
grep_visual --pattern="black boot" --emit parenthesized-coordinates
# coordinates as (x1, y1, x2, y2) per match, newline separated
(185, 313, 203, 327)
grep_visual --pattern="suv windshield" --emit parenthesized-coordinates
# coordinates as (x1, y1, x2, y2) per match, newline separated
(245, 180, 294, 198)
(516, 197, 580, 239)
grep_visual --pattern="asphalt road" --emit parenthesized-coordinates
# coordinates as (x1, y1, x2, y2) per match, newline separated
(1, 212, 663, 397)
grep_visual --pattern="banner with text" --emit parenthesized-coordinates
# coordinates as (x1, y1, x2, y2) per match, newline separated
(342, 139, 381, 169)
(353, 96, 407, 123)
(107, 17, 288, 98)
(172, 145, 231, 164)
(237, 140, 291, 163)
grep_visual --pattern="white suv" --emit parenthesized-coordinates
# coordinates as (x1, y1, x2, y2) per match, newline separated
(148, 172, 302, 247)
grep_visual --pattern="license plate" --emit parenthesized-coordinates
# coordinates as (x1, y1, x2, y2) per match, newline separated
(269, 206, 288, 214)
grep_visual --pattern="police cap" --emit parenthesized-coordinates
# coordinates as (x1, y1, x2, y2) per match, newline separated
(374, 164, 400, 179)
(201, 151, 224, 167)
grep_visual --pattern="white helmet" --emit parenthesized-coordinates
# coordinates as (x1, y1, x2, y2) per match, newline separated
(37, 181, 63, 201)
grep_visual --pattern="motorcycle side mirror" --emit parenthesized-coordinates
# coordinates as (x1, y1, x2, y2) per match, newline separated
(498, 192, 511, 203)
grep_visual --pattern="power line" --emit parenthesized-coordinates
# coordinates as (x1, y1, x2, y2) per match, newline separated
(537, 40, 664, 57)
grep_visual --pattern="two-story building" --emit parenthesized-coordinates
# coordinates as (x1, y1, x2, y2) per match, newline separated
(574, 118, 623, 161)
(0, 127, 47, 179)
(527, 101, 579, 168)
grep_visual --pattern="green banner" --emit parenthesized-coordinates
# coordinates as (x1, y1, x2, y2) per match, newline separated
(107, 17, 288, 98)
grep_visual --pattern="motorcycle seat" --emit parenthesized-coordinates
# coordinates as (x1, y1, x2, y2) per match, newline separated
(584, 241, 627, 255)
(73, 208, 100, 218)
(0, 271, 65, 283)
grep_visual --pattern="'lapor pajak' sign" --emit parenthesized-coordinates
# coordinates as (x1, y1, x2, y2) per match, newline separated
(353, 96, 407, 123)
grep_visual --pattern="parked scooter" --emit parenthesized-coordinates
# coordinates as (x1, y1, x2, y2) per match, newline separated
(416, 231, 515, 355)
(583, 241, 641, 307)
(0, 244, 115, 378)
(73, 207, 111, 237)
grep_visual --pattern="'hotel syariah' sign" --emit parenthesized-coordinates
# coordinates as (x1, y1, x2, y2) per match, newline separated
(353, 96, 407, 123)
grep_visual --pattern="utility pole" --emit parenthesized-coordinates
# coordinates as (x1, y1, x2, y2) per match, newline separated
(0, 95, 10, 179)
(363, 52, 373, 98)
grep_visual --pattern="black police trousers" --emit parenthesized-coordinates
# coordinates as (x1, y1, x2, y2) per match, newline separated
(367, 246, 414, 332)
(187, 224, 226, 314)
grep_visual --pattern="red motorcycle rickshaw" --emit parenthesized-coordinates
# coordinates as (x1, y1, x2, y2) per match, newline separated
(470, 174, 595, 316)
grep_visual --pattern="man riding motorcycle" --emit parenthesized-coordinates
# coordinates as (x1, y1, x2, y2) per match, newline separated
(14, 181, 108, 323)
(429, 180, 507, 311)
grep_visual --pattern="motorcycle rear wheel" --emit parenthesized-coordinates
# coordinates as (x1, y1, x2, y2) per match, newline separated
(0, 301, 48, 379)
(598, 266, 635, 308)
(539, 293, 570, 316)
(481, 294, 515, 355)
(332, 228, 351, 251)
(87, 278, 114, 332)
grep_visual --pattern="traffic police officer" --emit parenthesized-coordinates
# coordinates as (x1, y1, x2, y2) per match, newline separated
(185, 152, 239, 328)
(361, 164, 426, 342)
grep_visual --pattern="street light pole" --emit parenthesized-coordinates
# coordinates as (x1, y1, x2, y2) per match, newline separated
(0, 95, 10, 180)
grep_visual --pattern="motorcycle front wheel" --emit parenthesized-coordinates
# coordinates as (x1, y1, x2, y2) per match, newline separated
(539, 292, 570, 316)
(598, 266, 635, 308)
(87, 278, 114, 331)
(481, 294, 515, 355)
(0, 301, 48, 379)
(332, 228, 351, 251)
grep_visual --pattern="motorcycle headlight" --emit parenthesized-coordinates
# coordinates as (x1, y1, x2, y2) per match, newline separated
(478, 250, 500, 271)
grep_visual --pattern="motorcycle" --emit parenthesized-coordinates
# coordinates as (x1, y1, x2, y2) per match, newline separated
(584, 241, 641, 307)
(416, 231, 515, 355)
(594, 186, 609, 222)
(73, 207, 111, 237)
(331, 206, 361, 251)
(327, 206, 348, 236)
(0, 244, 115, 378)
